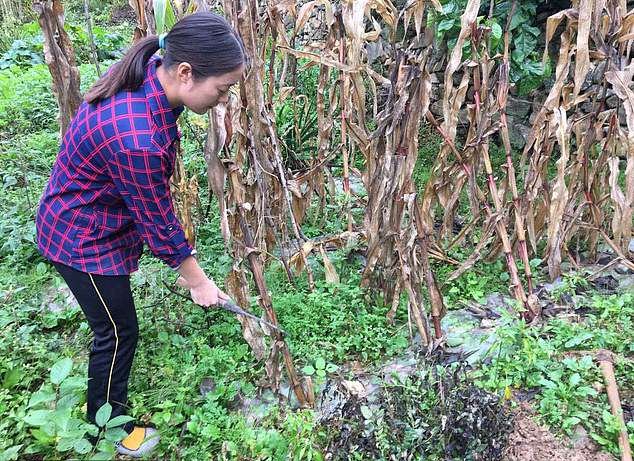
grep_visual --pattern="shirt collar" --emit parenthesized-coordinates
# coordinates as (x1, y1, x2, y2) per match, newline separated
(143, 56, 183, 148)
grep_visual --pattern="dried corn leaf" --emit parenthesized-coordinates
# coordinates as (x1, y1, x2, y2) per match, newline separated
(574, 0, 592, 98)
(320, 245, 340, 284)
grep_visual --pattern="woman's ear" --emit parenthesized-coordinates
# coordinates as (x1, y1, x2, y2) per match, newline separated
(176, 62, 194, 85)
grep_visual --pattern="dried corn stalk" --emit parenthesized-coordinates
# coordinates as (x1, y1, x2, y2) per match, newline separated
(193, 0, 634, 367)
(204, 0, 313, 407)
(33, 0, 82, 136)
(361, 49, 442, 342)
(521, 0, 634, 278)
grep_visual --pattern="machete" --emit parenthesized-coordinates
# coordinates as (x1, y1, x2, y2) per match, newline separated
(162, 280, 287, 336)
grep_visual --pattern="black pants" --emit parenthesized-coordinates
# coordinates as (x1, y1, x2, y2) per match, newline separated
(53, 262, 138, 432)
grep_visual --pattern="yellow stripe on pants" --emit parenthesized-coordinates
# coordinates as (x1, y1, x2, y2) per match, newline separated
(89, 273, 119, 403)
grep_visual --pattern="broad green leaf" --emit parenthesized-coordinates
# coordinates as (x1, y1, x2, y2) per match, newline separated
(24, 409, 51, 426)
(302, 365, 315, 376)
(27, 386, 56, 408)
(165, 3, 177, 30)
(104, 427, 127, 442)
(360, 405, 372, 420)
(56, 436, 76, 452)
(74, 439, 93, 455)
(30, 428, 55, 444)
(490, 22, 502, 41)
(97, 439, 116, 454)
(51, 408, 73, 431)
(2, 367, 21, 389)
(325, 363, 339, 373)
(50, 358, 73, 385)
(509, 10, 527, 31)
(529, 258, 543, 268)
(437, 18, 455, 33)
(538, 378, 556, 390)
(95, 402, 112, 428)
(105, 415, 134, 428)
(511, 32, 537, 64)
(442, 2, 455, 14)
(564, 332, 593, 348)
(315, 357, 326, 370)
(57, 394, 80, 411)
(153, 0, 177, 35)
(59, 376, 87, 396)
(0, 444, 22, 461)
(154, 0, 167, 34)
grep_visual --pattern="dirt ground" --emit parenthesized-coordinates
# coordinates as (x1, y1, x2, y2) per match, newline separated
(503, 404, 615, 461)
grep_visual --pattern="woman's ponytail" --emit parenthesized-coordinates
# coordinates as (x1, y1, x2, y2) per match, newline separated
(84, 35, 160, 104)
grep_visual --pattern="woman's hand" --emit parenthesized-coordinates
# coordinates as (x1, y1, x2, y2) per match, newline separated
(176, 276, 229, 308)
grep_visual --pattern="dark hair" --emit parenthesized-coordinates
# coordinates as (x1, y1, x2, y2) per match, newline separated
(85, 12, 245, 104)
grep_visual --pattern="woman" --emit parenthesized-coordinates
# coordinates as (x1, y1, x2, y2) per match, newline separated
(35, 12, 244, 457)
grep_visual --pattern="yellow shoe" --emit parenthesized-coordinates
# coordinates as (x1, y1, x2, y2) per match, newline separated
(115, 426, 160, 458)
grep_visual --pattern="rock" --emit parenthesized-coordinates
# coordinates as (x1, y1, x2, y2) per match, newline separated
(480, 318, 497, 328)
(596, 252, 614, 265)
(380, 356, 418, 384)
(507, 118, 531, 149)
(539, 278, 564, 294)
(629, 238, 634, 254)
(484, 292, 515, 314)
(579, 100, 594, 113)
(47, 302, 64, 314)
(430, 99, 443, 116)
(341, 380, 366, 398)
(41, 284, 79, 313)
(589, 275, 619, 293)
(429, 100, 472, 124)
(619, 276, 634, 292)
(430, 82, 443, 102)
(506, 96, 532, 119)
(619, 106, 628, 127)
(366, 41, 387, 64)
(590, 61, 608, 84)
(615, 263, 634, 275)
(199, 377, 216, 396)
(570, 424, 592, 451)
(606, 94, 619, 109)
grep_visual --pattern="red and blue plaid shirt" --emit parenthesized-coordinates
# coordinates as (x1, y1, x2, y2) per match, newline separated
(36, 56, 194, 275)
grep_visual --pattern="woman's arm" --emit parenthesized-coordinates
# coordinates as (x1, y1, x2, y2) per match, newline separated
(176, 256, 229, 307)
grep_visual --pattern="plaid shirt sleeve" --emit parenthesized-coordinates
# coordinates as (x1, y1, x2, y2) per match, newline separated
(105, 148, 194, 269)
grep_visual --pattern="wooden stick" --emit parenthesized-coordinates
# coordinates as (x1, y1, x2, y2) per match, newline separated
(596, 349, 632, 461)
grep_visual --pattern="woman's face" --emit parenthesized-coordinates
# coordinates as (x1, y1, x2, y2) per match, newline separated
(173, 63, 244, 114)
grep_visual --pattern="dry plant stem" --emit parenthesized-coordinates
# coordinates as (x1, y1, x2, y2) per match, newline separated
(425, 112, 490, 208)
(237, 207, 310, 407)
(596, 350, 633, 461)
(83, 0, 101, 76)
(339, 36, 353, 232)
(171, 141, 198, 246)
(267, 121, 307, 243)
(420, 232, 444, 338)
(469, 39, 531, 319)
(217, 0, 310, 407)
(33, 0, 82, 136)
(498, 0, 533, 293)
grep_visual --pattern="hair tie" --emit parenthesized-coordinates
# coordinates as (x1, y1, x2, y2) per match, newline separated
(158, 33, 167, 50)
